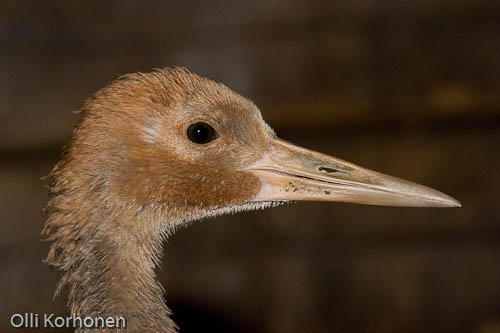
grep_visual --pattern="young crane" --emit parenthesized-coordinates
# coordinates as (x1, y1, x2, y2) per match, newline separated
(43, 68, 460, 332)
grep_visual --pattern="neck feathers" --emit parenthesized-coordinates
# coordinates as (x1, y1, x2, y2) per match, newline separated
(43, 160, 177, 332)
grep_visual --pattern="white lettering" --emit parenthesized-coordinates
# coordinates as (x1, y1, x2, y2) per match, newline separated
(11, 313, 127, 329)
(116, 316, 126, 328)
(44, 313, 54, 327)
(72, 313, 82, 328)
(54, 316, 65, 328)
(94, 316, 105, 328)
(105, 317, 115, 328)
(83, 316, 94, 328)
(10, 314, 23, 328)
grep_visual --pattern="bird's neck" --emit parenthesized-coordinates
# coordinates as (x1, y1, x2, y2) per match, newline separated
(47, 199, 177, 332)
(83, 229, 174, 331)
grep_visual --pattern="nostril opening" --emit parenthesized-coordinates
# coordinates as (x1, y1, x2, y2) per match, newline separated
(319, 166, 340, 174)
(319, 166, 350, 175)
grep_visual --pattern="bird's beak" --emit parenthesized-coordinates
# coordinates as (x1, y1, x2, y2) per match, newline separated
(247, 138, 461, 207)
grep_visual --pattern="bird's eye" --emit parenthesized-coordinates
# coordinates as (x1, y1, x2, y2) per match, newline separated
(186, 122, 219, 144)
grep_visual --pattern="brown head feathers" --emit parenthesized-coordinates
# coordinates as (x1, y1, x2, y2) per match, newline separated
(43, 68, 277, 332)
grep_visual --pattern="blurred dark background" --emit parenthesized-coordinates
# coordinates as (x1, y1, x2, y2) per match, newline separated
(1, 1, 499, 332)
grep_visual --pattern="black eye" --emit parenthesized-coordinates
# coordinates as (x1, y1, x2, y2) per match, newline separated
(186, 122, 218, 144)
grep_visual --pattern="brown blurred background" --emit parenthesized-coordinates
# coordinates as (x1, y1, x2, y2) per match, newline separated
(1, 1, 499, 332)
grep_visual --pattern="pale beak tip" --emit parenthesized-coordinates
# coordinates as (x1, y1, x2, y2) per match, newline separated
(434, 193, 461, 208)
(448, 197, 462, 208)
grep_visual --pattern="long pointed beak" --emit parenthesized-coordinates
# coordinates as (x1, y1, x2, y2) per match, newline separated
(247, 138, 461, 207)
